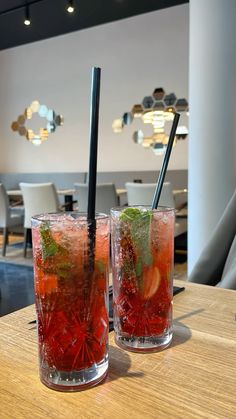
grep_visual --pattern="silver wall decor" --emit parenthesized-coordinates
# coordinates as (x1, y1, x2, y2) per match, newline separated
(11, 100, 64, 146)
(112, 87, 189, 155)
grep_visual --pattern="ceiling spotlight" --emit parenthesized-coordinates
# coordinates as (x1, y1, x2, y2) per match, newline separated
(24, 4, 31, 26)
(66, 0, 75, 13)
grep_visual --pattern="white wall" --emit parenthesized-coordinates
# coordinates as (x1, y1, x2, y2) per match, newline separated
(0, 4, 189, 173)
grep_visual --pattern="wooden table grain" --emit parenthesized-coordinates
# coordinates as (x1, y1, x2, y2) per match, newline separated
(0, 281, 236, 418)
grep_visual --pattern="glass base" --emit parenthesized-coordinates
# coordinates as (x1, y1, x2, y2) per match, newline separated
(40, 355, 108, 392)
(115, 332, 172, 353)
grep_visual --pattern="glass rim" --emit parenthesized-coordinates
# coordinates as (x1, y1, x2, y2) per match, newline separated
(110, 205, 175, 213)
(31, 211, 109, 223)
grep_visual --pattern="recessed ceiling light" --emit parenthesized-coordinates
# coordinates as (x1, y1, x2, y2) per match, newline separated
(24, 4, 31, 26)
(66, 0, 75, 13)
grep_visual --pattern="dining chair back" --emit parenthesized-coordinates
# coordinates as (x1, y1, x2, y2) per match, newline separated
(74, 183, 119, 215)
(0, 183, 9, 228)
(0, 183, 24, 256)
(125, 181, 176, 208)
(125, 181, 187, 239)
(19, 182, 60, 257)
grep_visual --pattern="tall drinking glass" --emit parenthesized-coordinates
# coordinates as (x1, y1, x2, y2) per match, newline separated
(111, 206, 175, 352)
(32, 213, 109, 391)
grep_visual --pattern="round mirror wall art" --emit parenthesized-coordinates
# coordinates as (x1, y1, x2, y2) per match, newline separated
(11, 100, 64, 146)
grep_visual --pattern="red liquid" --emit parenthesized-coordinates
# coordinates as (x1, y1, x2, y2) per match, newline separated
(112, 209, 174, 338)
(33, 221, 109, 372)
(113, 271, 172, 337)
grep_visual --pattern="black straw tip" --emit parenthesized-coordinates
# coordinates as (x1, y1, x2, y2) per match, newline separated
(87, 67, 101, 221)
(151, 112, 180, 210)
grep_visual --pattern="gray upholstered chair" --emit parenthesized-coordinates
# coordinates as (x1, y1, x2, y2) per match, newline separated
(125, 181, 187, 238)
(125, 181, 176, 208)
(74, 183, 119, 214)
(19, 182, 60, 257)
(0, 183, 24, 256)
(188, 189, 236, 289)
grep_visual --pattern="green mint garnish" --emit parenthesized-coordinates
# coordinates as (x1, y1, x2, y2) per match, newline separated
(57, 262, 72, 279)
(120, 207, 153, 266)
(39, 223, 72, 281)
(135, 258, 142, 277)
(40, 223, 59, 260)
(96, 260, 105, 274)
(118, 207, 153, 294)
(120, 207, 144, 222)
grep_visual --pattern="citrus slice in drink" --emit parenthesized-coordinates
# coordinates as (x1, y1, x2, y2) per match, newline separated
(142, 265, 161, 299)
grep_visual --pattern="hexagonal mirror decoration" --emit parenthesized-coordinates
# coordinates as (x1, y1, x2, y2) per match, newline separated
(11, 100, 64, 146)
(112, 87, 188, 155)
(142, 96, 154, 109)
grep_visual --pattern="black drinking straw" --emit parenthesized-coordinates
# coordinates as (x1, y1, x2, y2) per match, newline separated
(151, 112, 180, 210)
(87, 66, 101, 269)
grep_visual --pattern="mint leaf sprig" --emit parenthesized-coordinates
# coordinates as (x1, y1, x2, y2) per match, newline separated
(39, 223, 72, 282)
(120, 207, 153, 266)
(40, 223, 59, 259)
(119, 208, 153, 293)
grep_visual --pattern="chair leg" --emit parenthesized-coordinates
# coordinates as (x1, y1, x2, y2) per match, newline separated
(23, 228, 28, 258)
(28, 229, 32, 248)
(2, 227, 8, 257)
(24, 228, 32, 257)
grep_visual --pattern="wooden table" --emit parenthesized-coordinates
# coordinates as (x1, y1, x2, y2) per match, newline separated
(176, 207, 188, 218)
(7, 188, 76, 197)
(0, 281, 236, 418)
(173, 188, 188, 195)
(7, 189, 126, 197)
(7, 189, 76, 211)
(7, 189, 127, 210)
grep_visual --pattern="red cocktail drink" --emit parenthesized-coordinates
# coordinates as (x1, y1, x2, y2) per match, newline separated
(32, 213, 109, 391)
(111, 206, 174, 352)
